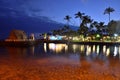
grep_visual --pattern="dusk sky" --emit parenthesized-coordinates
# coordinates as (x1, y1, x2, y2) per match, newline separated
(0, 0, 120, 39)
(39, 0, 120, 25)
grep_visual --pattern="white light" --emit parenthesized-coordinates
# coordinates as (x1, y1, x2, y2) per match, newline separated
(86, 45, 91, 56)
(49, 43, 56, 51)
(92, 45, 95, 53)
(106, 48, 110, 56)
(114, 34, 118, 37)
(103, 45, 106, 54)
(96, 45, 99, 55)
(114, 46, 118, 57)
(44, 43, 47, 52)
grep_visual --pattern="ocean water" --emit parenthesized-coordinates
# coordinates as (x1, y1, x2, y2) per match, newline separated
(0, 43, 120, 61)
(1, 43, 120, 80)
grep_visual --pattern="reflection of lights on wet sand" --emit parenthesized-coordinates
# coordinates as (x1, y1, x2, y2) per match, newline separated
(49, 43, 68, 53)
(114, 46, 118, 57)
(86, 45, 91, 56)
(103, 45, 106, 54)
(96, 45, 99, 55)
(80, 45, 84, 52)
(92, 45, 95, 53)
(44, 43, 47, 52)
(106, 48, 110, 56)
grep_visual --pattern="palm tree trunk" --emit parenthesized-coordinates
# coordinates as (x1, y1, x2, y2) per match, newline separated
(109, 13, 110, 22)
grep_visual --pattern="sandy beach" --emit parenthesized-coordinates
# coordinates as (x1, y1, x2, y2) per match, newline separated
(0, 55, 120, 80)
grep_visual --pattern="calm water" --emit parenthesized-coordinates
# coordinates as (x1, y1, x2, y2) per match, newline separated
(0, 43, 120, 62)
(1, 43, 120, 80)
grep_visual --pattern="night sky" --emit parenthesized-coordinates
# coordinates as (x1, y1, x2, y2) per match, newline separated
(0, 0, 120, 39)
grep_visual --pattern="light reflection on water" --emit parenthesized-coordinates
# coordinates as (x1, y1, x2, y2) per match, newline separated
(0, 43, 120, 61)
(48, 43, 68, 53)
(43, 43, 120, 59)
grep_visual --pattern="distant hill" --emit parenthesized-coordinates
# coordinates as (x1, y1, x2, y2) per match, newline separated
(0, 16, 78, 39)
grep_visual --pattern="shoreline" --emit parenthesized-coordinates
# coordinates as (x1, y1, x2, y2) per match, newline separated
(0, 40, 120, 47)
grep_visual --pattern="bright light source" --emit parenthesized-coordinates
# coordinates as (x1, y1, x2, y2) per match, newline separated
(49, 36, 57, 40)
(114, 34, 118, 37)
(96, 34, 100, 38)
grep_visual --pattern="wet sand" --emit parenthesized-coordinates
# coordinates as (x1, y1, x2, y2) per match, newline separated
(0, 56, 120, 80)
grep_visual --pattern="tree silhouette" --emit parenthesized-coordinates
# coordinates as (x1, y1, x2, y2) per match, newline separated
(64, 15, 71, 26)
(104, 7, 115, 22)
(75, 11, 85, 27)
(82, 15, 93, 25)
(78, 15, 92, 36)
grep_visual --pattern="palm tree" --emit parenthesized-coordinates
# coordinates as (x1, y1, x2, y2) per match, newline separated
(82, 15, 93, 25)
(104, 7, 115, 22)
(75, 11, 85, 26)
(98, 22, 105, 34)
(64, 15, 71, 26)
(77, 15, 92, 37)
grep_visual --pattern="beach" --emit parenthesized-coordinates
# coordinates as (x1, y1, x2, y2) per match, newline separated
(0, 55, 120, 80)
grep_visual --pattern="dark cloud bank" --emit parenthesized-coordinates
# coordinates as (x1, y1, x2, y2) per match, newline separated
(0, 1, 63, 39)
(0, 15, 64, 39)
(0, 0, 77, 39)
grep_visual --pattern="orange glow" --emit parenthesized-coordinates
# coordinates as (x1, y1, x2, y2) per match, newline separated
(49, 43, 68, 53)
(80, 45, 85, 52)
(92, 45, 95, 53)
(106, 48, 110, 56)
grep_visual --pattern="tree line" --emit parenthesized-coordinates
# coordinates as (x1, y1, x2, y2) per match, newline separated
(52, 7, 115, 39)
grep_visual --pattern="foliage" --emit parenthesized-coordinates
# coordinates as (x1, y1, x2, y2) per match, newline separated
(64, 15, 71, 26)
(104, 7, 115, 22)
(52, 7, 116, 40)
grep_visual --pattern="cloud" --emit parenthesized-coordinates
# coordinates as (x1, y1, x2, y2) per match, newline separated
(0, 6, 27, 17)
(0, 0, 58, 25)
(0, 0, 60, 23)
(0, 0, 43, 18)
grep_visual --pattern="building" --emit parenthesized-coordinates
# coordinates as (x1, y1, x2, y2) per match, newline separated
(5, 30, 28, 41)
